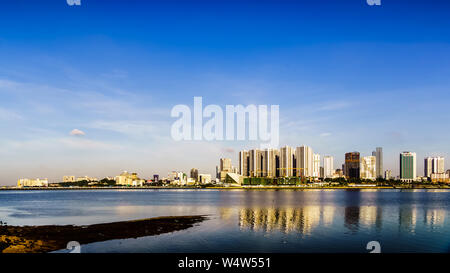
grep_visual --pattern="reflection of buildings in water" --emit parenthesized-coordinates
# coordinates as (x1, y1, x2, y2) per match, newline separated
(343, 206, 383, 233)
(219, 208, 234, 220)
(322, 206, 335, 227)
(344, 206, 360, 233)
(359, 206, 382, 230)
(424, 209, 446, 227)
(239, 206, 334, 235)
(399, 206, 417, 231)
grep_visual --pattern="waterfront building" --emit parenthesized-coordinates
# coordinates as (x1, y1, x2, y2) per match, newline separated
(239, 150, 250, 177)
(167, 171, 187, 185)
(17, 178, 49, 187)
(153, 174, 159, 182)
(323, 156, 334, 178)
(360, 156, 376, 180)
(62, 176, 75, 183)
(268, 148, 280, 177)
(220, 158, 232, 172)
(400, 152, 417, 182)
(344, 152, 360, 179)
(190, 168, 199, 181)
(372, 147, 383, 179)
(281, 146, 295, 177)
(385, 170, 392, 180)
(295, 145, 313, 177)
(430, 173, 450, 183)
(333, 169, 345, 178)
(115, 171, 145, 186)
(424, 156, 445, 178)
(198, 173, 212, 184)
(219, 158, 232, 182)
(186, 178, 196, 185)
(76, 176, 98, 182)
(313, 154, 321, 178)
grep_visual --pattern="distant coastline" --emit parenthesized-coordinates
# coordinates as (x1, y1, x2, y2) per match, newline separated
(1, 185, 449, 191)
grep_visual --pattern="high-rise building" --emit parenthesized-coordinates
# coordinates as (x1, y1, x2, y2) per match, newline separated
(400, 152, 417, 182)
(360, 156, 376, 180)
(268, 148, 280, 177)
(323, 156, 334, 178)
(220, 158, 232, 172)
(384, 170, 392, 180)
(424, 157, 445, 177)
(219, 158, 232, 182)
(190, 168, 199, 181)
(313, 154, 321, 178)
(280, 146, 294, 177)
(372, 147, 383, 178)
(239, 150, 250, 177)
(295, 145, 313, 177)
(344, 152, 360, 179)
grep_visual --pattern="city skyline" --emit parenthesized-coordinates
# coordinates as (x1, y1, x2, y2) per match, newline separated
(13, 146, 448, 186)
(1, 1, 450, 185)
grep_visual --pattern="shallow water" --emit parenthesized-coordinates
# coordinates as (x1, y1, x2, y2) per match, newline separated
(0, 189, 449, 253)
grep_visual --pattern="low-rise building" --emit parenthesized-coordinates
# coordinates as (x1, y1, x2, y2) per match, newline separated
(168, 171, 187, 185)
(115, 171, 145, 186)
(198, 174, 212, 184)
(384, 170, 392, 180)
(430, 173, 450, 183)
(63, 176, 75, 183)
(76, 176, 98, 182)
(17, 178, 49, 187)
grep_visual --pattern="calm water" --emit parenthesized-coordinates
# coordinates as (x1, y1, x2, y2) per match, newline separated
(0, 189, 449, 253)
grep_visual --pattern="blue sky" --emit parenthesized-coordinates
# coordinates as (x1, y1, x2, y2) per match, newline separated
(1, 0, 450, 184)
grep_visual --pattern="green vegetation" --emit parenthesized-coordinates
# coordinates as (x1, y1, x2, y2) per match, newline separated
(242, 177, 446, 188)
(53, 178, 116, 187)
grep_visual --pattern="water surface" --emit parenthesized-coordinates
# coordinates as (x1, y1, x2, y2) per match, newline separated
(0, 189, 449, 253)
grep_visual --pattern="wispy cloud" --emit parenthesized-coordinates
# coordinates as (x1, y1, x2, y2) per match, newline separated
(70, 129, 86, 136)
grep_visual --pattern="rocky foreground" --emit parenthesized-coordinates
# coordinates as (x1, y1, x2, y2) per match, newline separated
(0, 215, 207, 253)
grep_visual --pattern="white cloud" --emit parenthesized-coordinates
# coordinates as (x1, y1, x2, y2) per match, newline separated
(70, 129, 86, 136)
(320, 132, 332, 137)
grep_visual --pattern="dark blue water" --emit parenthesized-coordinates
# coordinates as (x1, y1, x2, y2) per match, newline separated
(0, 189, 449, 253)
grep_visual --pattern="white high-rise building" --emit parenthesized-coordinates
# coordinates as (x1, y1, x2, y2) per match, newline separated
(295, 145, 313, 177)
(323, 156, 334, 178)
(424, 156, 445, 177)
(360, 156, 376, 180)
(313, 154, 321, 178)
(239, 150, 250, 176)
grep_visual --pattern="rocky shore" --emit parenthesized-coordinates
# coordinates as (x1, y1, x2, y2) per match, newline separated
(0, 215, 207, 253)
